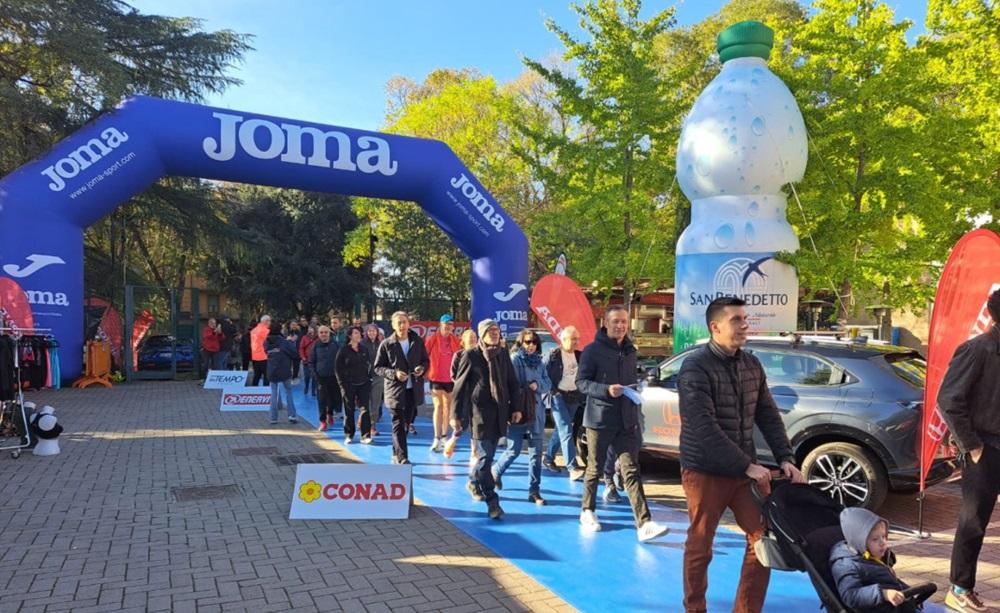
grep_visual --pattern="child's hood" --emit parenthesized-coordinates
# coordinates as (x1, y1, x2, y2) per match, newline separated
(839, 507, 886, 554)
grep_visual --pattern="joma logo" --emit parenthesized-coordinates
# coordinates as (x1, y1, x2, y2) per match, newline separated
(202, 112, 398, 176)
(25, 290, 70, 306)
(450, 173, 505, 232)
(41, 128, 129, 192)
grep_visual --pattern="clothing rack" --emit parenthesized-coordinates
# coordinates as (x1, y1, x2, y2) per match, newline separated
(0, 326, 51, 458)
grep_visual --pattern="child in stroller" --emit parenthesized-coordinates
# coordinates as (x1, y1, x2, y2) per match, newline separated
(752, 477, 936, 613)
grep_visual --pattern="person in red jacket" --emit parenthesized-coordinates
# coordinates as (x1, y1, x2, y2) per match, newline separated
(299, 326, 318, 396)
(201, 317, 224, 379)
(424, 314, 462, 452)
(250, 315, 271, 386)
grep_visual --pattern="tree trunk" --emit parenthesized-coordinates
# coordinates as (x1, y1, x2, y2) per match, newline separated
(130, 225, 170, 303)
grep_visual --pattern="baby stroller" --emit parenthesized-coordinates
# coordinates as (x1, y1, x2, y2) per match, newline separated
(751, 478, 936, 612)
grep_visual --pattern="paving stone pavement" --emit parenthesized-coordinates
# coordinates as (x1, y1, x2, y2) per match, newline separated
(641, 456, 1000, 609)
(0, 382, 577, 613)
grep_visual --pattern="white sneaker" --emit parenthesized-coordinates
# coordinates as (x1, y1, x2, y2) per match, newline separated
(580, 510, 602, 532)
(430, 438, 441, 452)
(344, 436, 353, 445)
(637, 520, 669, 543)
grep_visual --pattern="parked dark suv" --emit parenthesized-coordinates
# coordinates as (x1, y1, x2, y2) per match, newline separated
(639, 336, 955, 510)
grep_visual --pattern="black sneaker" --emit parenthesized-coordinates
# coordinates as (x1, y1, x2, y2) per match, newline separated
(542, 457, 563, 473)
(528, 492, 547, 506)
(465, 481, 484, 502)
(487, 499, 504, 520)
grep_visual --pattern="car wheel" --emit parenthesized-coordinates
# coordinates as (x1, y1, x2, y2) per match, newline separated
(801, 442, 888, 510)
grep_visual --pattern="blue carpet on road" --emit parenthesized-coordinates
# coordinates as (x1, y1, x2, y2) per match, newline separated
(250, 383, 941, 612)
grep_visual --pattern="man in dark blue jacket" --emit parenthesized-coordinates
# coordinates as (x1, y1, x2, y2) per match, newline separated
(309, 326, 341, 431)
(576, 305, 668, 543)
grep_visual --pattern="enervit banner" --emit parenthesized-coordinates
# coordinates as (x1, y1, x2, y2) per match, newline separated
(530, 274, 597, 347)
(203, 370, 250, 389)
(290, 464, 412, 520)
(219, 388, 271, 411)
(0, 96, 529, 380)
(921, 229, 1000, 490)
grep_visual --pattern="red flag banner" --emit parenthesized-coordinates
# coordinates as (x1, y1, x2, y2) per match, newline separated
(0, 278, 35, 330)
(530, 274, 597, 347)
(921, 229, 1000, 490)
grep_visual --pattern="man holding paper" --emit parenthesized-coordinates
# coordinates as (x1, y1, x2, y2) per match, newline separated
(576, 304, 669, 543)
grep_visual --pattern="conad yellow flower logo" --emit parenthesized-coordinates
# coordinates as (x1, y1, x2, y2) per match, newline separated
(298, 480, 322, 503)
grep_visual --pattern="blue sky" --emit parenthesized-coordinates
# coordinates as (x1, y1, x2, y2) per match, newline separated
(129, 1, 927, 131)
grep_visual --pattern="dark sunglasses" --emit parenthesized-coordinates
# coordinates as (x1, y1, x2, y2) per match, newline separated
(523, 339, 538, 345)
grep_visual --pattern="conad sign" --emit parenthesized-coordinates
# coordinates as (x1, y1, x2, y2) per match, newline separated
(289, 463, 412, 520)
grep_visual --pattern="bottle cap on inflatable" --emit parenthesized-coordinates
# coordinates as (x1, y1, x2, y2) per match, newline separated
(717, 21, 774, 63)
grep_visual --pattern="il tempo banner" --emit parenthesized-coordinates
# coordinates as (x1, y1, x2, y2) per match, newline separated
(219, 388, 271, 411)
(290, 463, 412, 520)
(203, 370, 250, 389)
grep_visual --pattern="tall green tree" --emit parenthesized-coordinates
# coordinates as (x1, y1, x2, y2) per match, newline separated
(1, 0, 251, 308)
(785, 0, 964, 318)
(518, 0, 680, 313)
(202, 186, 364, 319)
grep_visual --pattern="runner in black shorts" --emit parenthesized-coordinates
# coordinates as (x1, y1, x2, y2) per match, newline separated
(425, 314, 461, 452)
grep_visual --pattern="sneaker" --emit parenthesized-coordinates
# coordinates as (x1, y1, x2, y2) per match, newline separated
(443, 434, 458, 458)
(408, 424, 418, 435)
(465, 481, 484, 502)
(946, 588, 988, 612)
(569, 468, 585, 482)
(317, 420, 327, 431)
(528, 492, 547, 506)
(344, 436, 353, 445)
(430, 438, 441, 452)
(580, 510, 602, 532)
(487, 499, 504, 520)
(542, 457, 563, 473)
(398, 457, 411, 465)
(288, 417, 297, 423)
(603, 486, 623, 504)
(361, 436, 373, 445)
(637, 520, 670, 543)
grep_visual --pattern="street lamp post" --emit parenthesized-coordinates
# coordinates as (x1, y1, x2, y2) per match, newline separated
(866, 304, 892, 341)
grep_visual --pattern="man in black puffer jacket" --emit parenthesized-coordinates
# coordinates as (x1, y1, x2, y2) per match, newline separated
(678, 296, 802, 613)
(576, 305, 669, 543)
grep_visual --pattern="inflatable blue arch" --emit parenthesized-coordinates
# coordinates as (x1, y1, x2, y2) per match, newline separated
(0, 96, 529, 380)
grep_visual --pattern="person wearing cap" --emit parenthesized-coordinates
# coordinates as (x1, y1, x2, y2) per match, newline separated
(425, 314, 462, 452)
(373, 311, 429, 464)
(451, 319, 523, 519)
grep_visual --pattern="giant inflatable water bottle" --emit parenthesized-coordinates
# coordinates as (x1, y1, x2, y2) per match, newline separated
(673, 21, 806, 350)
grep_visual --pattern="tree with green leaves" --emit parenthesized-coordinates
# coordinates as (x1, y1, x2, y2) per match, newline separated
(1, 0, 251, 309)
(202, 185, 364, 319)
(782, 0, 973, 318)
(518, 0, 680, 315)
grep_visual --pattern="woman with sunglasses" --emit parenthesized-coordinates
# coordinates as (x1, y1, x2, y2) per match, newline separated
(492, 329, 552, 505)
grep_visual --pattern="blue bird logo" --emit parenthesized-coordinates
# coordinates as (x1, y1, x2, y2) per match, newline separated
(742, 256, 772, 287)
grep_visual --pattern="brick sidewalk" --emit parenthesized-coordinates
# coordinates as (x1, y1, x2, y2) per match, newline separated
(641, 456, 1000, 608)
(0, 382, 575, 613)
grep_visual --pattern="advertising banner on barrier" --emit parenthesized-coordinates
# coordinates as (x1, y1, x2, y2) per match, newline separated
(204, 370, 250, 389)
(219, 388, 271, 411)
(921, 229, 1000, 490)
(290, 464, 412, 520)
